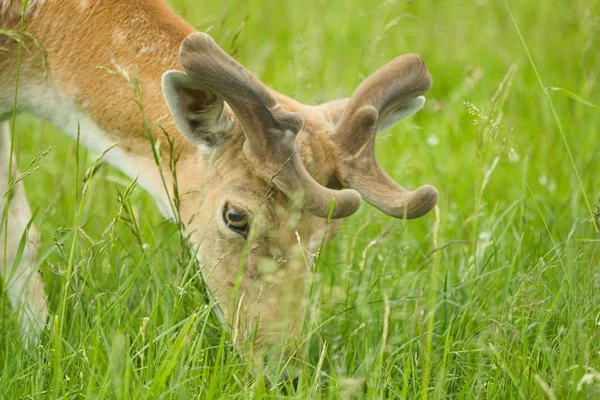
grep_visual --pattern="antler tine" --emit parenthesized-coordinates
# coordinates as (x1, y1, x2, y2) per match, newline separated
(332, 54, 438, 219)
(179, 32, 361, 219)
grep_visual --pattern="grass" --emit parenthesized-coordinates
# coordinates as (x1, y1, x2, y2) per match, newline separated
(2, 0, 600, 398)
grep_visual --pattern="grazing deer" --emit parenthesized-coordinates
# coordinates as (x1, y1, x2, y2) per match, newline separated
(0, 0, 437, 362)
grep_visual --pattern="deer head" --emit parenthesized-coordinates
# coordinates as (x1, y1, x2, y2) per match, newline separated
(161, 32, 437, 362)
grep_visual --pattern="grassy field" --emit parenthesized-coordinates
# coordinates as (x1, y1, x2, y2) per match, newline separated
(2, 0, 600, 398)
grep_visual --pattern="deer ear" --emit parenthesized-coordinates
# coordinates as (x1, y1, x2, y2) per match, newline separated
(376, 95, 426, 133)
(162, 70, 233, 153)
(316, 95, 425, 134)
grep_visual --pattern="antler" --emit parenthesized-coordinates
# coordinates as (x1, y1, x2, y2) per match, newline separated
(331, 54, 438, 219)
(179, 33, 361, 218)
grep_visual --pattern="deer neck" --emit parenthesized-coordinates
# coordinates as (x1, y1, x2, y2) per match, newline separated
(5, 0, 200, 218)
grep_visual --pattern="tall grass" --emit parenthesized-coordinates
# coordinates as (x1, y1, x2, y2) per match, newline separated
(1, 0, 599, 398)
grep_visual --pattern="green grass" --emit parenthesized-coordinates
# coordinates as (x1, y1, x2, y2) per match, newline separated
(2, 0, 600, 398)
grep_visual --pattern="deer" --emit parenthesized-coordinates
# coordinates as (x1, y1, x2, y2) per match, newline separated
(0, 0, 438, 365)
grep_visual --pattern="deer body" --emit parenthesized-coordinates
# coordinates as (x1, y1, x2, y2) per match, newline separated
(1, 0, 437, 363)
(1, 0, 198, 214)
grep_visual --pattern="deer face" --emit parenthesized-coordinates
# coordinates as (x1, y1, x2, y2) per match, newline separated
(161, 33, 438, 361)
(175, 135, 340, 357)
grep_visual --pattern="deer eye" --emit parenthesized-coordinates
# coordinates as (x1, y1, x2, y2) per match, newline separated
(223, 203, 249, 238)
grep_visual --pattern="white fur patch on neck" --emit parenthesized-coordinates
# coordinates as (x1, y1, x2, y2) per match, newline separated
(15, 84, 174, 220)
(0, 0, 47, 17)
